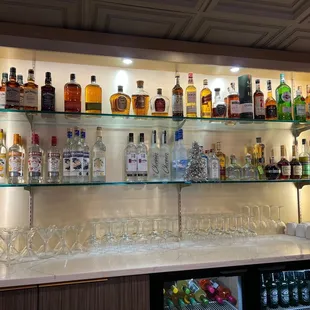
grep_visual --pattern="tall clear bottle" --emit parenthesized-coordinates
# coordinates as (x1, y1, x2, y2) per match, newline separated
(149, 130, 160, 181)
(91, 127, 106, 183)
(276, 73, 292, 120)
(63, 128, 73, 183)
(208, 145, 220, 181)
(70, 128, 84, 183)
(125, 133, 137, 182)
(0, 129, 7, 183)
(299, 138, 310, 179)
(28, 133, 43, 184)
(137, 133, 148, 182)
(175, 129, 187, 181)
(47, 136, 61, 184)
(8, 134, 23, 184)
(160, 130, 171, 181)
(172, 131, 179, 181)
(81, 129, 90, 182)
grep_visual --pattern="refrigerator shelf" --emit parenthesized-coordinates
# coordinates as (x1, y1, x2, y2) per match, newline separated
(267, 305, 310, 310)
(165, 301, 238, 310)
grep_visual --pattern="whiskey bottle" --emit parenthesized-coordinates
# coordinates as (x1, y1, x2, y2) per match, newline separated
(23, 69, 38, 111)
(64, 73, 81, 113)
(290, 144, 302, 179)
(41, 72, 55, 112)
(277, 145, 290, 179)
(212, 88, 226, 118)
(5, 67, 20, 110)
(150, 88, 169, 116)
(200, 79, 212, 118)
(185, 73, 197, 117)
(216, 142, 226, 180)
(306, 85, 310, 121)
(110, 85, 131, 115)
(254, 79, 265, 119)
(265, 80, 277, 120)
(265, 149, 280, 180)
(299, 139, 310, 179)
(293, 86, 306, 121)
(227, 82, 240, 119)
(276, 73, 292, 120)
(132, 80, 150, 116)
(0, 73, 8, 109)
(238, 74, 253, 119)
(172, 73, 183, 117)
(17, 75, 24, 108)
(85, 75, 102, 114)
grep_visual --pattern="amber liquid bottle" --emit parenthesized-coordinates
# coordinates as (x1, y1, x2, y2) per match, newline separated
(23, 69, 38, 111)
(185, 73, 197, 117)
(254, 79, 265, 119)
(290, 144, 302, 179)
(228, 82, 240, 119)
(5, 67, 20, 110)
(200, 79, 212, 118)
(172, 73, 184, 117)
(64, 73, 81, 113)
(41, 72, 55, 112)
(216, 142, 226, 180)
(0, 72, 8, 109)
(110, 85, 131, 115)
(85, 75, 102, 114)
(277, 145, 290, 179)
(265, 80, 277, 120)
(132, 80, 150, 116)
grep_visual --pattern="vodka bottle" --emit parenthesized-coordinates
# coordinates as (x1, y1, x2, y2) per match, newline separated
(28, 133, 43, 184)
(70, 127, 84, 183)
(47, 136, 61, 183)
(0, 129, 7, 183)
(63, 128, 73, 183)
(160, 130, 171, 181)
(91, 126, 106, 182)
(149, 130, 160, 181)
(125, 133, 137, 182)
(137, 133, 148, 181)
(175, 129, 187, 181)
(81, 128, 90, 182)
(172, 131, 179, 181)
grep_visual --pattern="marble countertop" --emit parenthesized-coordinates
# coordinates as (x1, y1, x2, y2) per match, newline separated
(1, 235, 310, 288)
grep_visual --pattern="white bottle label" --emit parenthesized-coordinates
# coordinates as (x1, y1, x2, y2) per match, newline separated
(160, 151, 171, 180)
(172, 94, 183, 114)
(282, 106, 291, 113)
(137, 153, 148, 172)
(0, 90, 5, 109)
(296, 104, 306, 116)
(8, 152, 21, 177)
(70, 151, 84, 177)
(150, 152, 160, 179)
(28, 151, 42, 175)
(24, 89, 38, 108)
(63, 151, 71, 177)
(210, 160, 220, 179)
(6, 86, 20, 106)
(83, 151, 90, 177)
(92, 152, 106, 177)
(230, 100, 241, 114)
(254, 95, 265, 116)
(126, 153, 137, 173)
(241, 102, 253, 114)
(281, 92, 291, 103)
(0, 154, 6, 180)
(281, 165, 291, 176)
(293, 165, 302, 176)
(48, 152, 60, 175)
(186, 91, 197, 114)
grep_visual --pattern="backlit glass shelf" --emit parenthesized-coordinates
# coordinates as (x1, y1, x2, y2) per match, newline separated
(0, 110, 310, 132)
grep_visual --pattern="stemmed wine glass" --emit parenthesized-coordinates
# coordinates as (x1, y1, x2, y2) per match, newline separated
(119, 219, 134, 252)
(252, 205, 267, 235)
(37, 225, 56, 259)
(103, 220, 118, 252)
(71, 224, 85, 254)
(272, 206, 286, 234)
(0, 228, 19, 265)
(262, 205, 277, 235)
(20, 227, 37, 261)
(54, 226, 72, 256)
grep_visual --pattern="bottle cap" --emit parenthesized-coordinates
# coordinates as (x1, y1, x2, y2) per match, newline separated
(214, 88, 220, 92)
(117, 85, 123, 92)
(10, 67, 16, 74)
(70, 73, 75, 80)
(2, 73, 8, 79)
(302, 138, 307, 145)
(51, 136, 57, 146)
(137, 80, 144, 88)
(91, 75, 96, 83)
(13, 134, 19, 144)
(129, 133, 134, 142)
(203, 79, 208, 85)
(188, 72, 193, 78)
(28, 69, 34, 75)
(230, 82, 235, 88)
(45, 72, 51, 78)
(139, 133, 144, 142)
(255, 79, 260, 84)
(157, 88, 162, 95)
(175, 72, 180, 78)
(256, 137, 262, 143)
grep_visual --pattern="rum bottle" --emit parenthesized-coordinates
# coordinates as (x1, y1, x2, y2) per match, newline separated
(226, 154, 241, 180)
(299, 138, 310, 179)
(265, 80, 277, 120)
(85, 75, 102, 114)
(278, 145, 291, 179)
(265, 149, 280, 180)
(64, 73, 81, 113)
(172, 73, 183, 117)
(8, 134, 23, 184)
(0, 73, 8, 109)
(110, 85, 131, 115)
(150, 88, 169, 116)
(242, 154, 258, 180)
(276, 73, 292, 120)
(47, 136, 61, 184)
(254, 79, 265, 119)
(227, 82, 240, 119)
(5, 67, 20, 110)
(213, 88, 227, 118)
(23, 69, 38, 111)
(0, 129, 7, 183)
(132, 80, 150, 116)
(306, 84, 310, 121)
(290, 144, 302, 179)
(41, 72, 55, 112)
(294, 86, 306, 121)
(185, 73, 197, 117)
(200, 79, 212, 118)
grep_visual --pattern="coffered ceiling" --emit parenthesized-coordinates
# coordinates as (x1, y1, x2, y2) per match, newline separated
(1, 0, 310, 52)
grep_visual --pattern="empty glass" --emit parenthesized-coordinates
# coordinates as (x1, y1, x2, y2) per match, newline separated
(37, 225, 56, 259)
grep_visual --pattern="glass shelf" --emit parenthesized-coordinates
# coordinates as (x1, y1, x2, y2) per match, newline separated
(1, 110, 310, 132)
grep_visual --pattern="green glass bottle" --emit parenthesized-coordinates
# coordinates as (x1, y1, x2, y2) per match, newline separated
(267, 273, 279, 309)
(276, 73, 292, 120)
(288, 272, 299, 306)
(298, 271, 310, 305)
(279, 272, 290, 308)
(294, 86, 306, 121)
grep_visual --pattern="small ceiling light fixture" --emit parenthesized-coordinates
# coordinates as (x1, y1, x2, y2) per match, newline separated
(230, 67, 240, 73)
(123, 58, 133, 65)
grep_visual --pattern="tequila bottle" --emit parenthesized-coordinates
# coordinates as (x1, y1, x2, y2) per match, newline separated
(276, 73, 292, 120)
(159, 130, 171, 181)
(70, 127, 84, 183)
(290, 144, 302, 179)
(208, 146, 220, 181)
(63, 128, 73, 183)
(124, 133, 137, 182)
(200, 79, 212, 118)
(28, 133, 43, 184)
(277, 145, 291, 180)
(265, 80, 277, 120)
(242, 154, 258, 180)
(226, 154, 241, 180)
(172, 73, 183, 117)
(91, 127, 106, 182)
(185, 73, 197, 117)
(149, 130, 160, 181)
(299, 138, 310, 179)
(254, 79, 265, 119)
(294, 86, 306, 121)
(47, 136, 60, 184)
(81, 129, 90, 182)
(137, 133, 148, 181)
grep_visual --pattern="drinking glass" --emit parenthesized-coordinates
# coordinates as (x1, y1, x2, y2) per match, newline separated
(71, 224, 85, 254)
(262, 205, 277, 235)
(272, 206, 286, 234)
(149, 218, 163, 249)
(102, 219, 118, 252)
(20, 227, 37, 261)
(161, 217, 179, 249)
(85, 220, 100, 252)
(37, 225, 56, 259)
(134, 218, 149, 251)
(54, 226, 72, 256)
(252, 205, 267, 235)
(0, 228, 19, 265)
(119, 219, 134, 252)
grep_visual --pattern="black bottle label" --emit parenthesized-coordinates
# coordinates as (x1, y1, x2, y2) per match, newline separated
(41, 91, 55, 111)
(266, 105, 277, 118)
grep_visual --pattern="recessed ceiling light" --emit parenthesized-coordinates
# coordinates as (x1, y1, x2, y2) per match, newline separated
(230, 67, 240, 73)
(123, 58, 133, 65)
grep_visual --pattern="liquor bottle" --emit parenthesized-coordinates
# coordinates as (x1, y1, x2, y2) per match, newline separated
(110, 85, 131, 115)
(298, 271, 310, 305)
(17, 75, 24, 108)
(288, 272, 299, 307)
(47, 136, 61, 184)
(227, 82, 240, 119)
(41, 72, 55, 112)
(64, 73, 81, 113)
(210, 280, 237, 305)
(208, 146, 220, 181)
(276, 73, 292, 120)
(290, 144, 302, 179)
(125, 133, 137, 182)
(265, 150, 281, 180)
(267, 273, 279, 309)
(294, 86, 306, 121)
(18, 135, 25, 182)
(265, 80, 277, 120)
(0, 129, 7, 183)
(63, 128, 73, 183)
(201, 147, 208, 177)
(175, 281, 191, 295)
(8, 134, 23, 184)
(253, 137, 265, 179)
(23, 69, 38, 111)
(5, 67, 20, 110)
(175, 129, 187, 181)
(149, 130, 160, 181)
(200, 79, 212, 118)
(216, 142, 226, 180)
(28, 133, 43, 184)
(0, 73, 8, 109)
(150, 88, 169, 116)
(277, 145, 290, 179)
(81, 129, 89, 182)
(226, 154, 241, 180)
(299, 138, 310, 179)
(306, 85, 310, 121)
(187, 279, 209, 305)
(91, 127, 106, 183)
(159, 130, 171, 181)
(172, 131, 179, 181)
(261, 274, 267, 309)
(238, 74, 253, 119)
(165, 298, 174, 310)
(242, 154, 258, 180)
(70, 128, 84, 183)
(185, 73, 197, 117)
(137, 133, 148, 182)
(254, 79, 265, 119)
(132, 80, 150, 116)
(212, 88, 227, 118)
(278, 272, 290, 308)
(172, 73, 183, 118)
(85, 75, 102, 114)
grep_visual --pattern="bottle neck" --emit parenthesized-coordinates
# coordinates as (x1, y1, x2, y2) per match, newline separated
(256, 83, 260, 91)
(175, 77, 180, 86)
(188, 77, 193, 85)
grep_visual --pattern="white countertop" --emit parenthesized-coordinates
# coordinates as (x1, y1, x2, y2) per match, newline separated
(1, 235, 310, 288)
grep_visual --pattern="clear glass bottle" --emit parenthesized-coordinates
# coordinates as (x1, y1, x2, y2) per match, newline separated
(226, 155, 241, 180)
(294, 86, 306, 121)
(208, 146, 220, 181)
(290, 144, 302, 179)
(175, 129, 187, 181)
(64, 73, 81, 113)
(216, 142, 226, 180)
(23, 69, 38, 111)
(227, 82, 240, 119)
(150, 88, 170, 116)
(265, 149, 281, 180)
(172, 131, 179, 181)
(70, 128, 84, 183)
(18, 134, 25, 182)
(148, 130, 160, 181)
(212, 88, 227, 118)
(110, 85, 131, 115)
(265, 80, 277, 120)
(125, 133, 137, 182)
(254, 79, 265, 119)
(85, 75, 102, 114)
(160, 130, 171, 181)
(132, 80, 150, 116)
(242, 154, 258, 180)
(81, 129, 90, 182)
(28, 133, 43, 184)
(172, 73, 183, 117)
(17, 74, 24, 108)
(306, 85, 310, 121)
(63, 128, 73, 183)
(8, 134, 23, 184)
(0, 129, 7, 183)
(5, 67, 20, 110)
(277, 145, 291, 180)
(185, 73, 197, 117)
(41, 72, 55, 112)
(253, 137, 265, 179)
(0, 73, 8, 109)
(91, 127, 106, 183)
(137, 133, 148, 181)
(200, 79, 212, 118)
(276, 73, 292, 120)
(299, 138, 310, 179)
(47, 136, 61, 184)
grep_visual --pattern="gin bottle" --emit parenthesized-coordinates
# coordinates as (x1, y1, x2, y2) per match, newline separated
(242, 154, 258, 180)
(294, 86, 306, 121)
(149, 130, 160, 181)
(63, 128, 73, 183)
(137, 133, 148, 181)
(276, 73, 292, 120)
(47, 136, 60, 183)
(70, 127, 84, 183)
(299, 138, 310, 179)
(125, 133, 137, 182)
(160, 130, 171, 181)
(226, 154, 241, 180)
(91, 127, 106, 182)
(208, 146, 220, 181)
(81, 129, 90, 182)
(172, 131, 179, 181)
(28, 133, 43, 184)
(175, 129, 187, 181)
